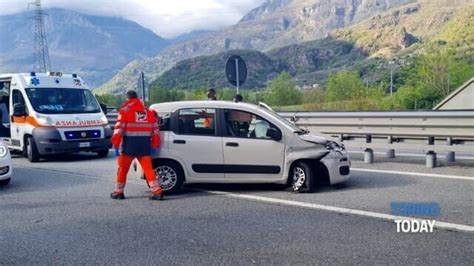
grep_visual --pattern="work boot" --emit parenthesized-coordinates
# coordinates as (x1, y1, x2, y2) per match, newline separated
(149, 192, 164, 201)
(110, 191, 125, 200)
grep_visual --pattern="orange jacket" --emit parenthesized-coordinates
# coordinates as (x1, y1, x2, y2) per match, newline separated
(112, 98, 160, 156)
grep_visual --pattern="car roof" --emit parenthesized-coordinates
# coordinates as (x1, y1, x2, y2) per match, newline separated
(150, 101, 265, 113)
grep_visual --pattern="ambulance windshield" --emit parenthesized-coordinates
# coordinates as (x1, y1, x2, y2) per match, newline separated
(25, 88, 101, 114)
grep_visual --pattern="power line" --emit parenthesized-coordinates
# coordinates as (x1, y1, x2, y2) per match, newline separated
(28, 0, 51, 73)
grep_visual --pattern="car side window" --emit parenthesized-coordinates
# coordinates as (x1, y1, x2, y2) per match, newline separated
(177, 108, 216, 136)
(224, 109, 278, 139)
(157, 112, 171, 131)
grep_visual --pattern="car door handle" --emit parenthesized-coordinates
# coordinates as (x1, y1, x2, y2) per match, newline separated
(173, 140, 186, 144)
(226, 142, 239, 147)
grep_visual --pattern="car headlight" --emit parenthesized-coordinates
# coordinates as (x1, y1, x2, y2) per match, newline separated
(325, 141, 345, 152)
(100, 115, 109, 125)
(0, 145, 8, 157)
(36, 115, 53, 126)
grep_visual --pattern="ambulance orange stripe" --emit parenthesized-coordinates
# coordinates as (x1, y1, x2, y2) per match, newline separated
(11, 116, 51, 128)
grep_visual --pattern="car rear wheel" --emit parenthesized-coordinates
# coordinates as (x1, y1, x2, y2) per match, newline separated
(153, 161, 184, 194)
(290, 161, 314, 193)
(26, 137, 40, 163)
(0, 178, 10, 186)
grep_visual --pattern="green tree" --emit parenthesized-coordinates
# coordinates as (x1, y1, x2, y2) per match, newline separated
(398, 48, 474, 109)
(149, 87, 185, 103)
(265, 72, 302, 106)
(325, 71, 365, 102)
(95, 94, 125, 110)
(303, 89, 325, 104)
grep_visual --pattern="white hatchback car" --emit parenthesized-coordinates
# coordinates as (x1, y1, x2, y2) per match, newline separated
(135, 101, 350, 193)
(0, 141, 12, 186)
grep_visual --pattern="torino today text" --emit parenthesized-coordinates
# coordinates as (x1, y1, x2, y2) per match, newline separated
(395, 219, 436, 233)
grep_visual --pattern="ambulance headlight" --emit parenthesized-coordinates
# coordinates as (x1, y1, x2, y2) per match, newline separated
(100, 115, 108, 125)
(36, 115, 53, 126)
(0, 144, 8, 157)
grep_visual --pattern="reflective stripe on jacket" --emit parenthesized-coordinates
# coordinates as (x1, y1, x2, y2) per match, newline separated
(111, 98, 160, 157)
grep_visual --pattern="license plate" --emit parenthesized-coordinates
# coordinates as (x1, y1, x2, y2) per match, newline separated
(79, 142, 90, 148)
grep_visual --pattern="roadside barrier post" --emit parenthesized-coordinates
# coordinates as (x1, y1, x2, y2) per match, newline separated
(426, 151, 437, 168)
(364, 149, 374, 164)
(386, 136, 395, 159)
(446, 137, 455, 163)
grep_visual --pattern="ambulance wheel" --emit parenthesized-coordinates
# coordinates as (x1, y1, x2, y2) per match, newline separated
(290, 161, 314, 193)
(96, 149, 109, 158)
(153, 160, 184, 194)
(26, 136, 40, 163)
(0, 178, 10, 186)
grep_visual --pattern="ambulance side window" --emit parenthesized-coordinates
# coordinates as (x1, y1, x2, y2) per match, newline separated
(0, 82, 11, 133)
(12, 90, 28, 115)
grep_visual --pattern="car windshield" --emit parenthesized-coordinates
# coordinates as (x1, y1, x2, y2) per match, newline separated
(258, 106, 302, 132)
(25, 88, 101, 114)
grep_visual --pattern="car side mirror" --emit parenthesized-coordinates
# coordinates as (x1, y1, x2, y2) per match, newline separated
(13, 103, 26, 117)
(266, 127, 282, 141)
(99, 103, 108, 115)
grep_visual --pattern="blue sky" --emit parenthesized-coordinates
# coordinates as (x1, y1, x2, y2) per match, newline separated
(0, 0, 265, 38)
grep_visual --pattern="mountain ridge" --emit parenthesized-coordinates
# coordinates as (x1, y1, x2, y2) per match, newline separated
(0, 8, 168, 87)
(149, 0, 473, 91)
(97, 0, 415, 94)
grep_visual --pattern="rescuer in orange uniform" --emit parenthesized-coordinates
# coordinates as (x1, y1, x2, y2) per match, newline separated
(110, 91, 163, 200)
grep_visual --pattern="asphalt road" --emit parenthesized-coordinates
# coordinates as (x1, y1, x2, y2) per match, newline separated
(0, 152, 473, 264)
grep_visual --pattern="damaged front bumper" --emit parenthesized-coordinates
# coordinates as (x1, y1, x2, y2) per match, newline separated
(320, 150, 351, 185)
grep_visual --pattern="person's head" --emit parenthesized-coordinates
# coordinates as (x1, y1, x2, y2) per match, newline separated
(207, 89, 216, 100)
(233, 94, 243, 103)
(126, 90, 138, 100)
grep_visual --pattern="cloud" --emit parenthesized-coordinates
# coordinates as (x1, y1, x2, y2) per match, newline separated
(0, 0, 265, 38)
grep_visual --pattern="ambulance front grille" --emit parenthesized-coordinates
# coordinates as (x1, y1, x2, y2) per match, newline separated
(65, 130, 101, 140)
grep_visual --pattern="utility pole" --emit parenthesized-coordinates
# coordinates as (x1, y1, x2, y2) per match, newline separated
(29, 0, 51, 73)
(390, 67, 394, 96)
(234, 58, 240, 94)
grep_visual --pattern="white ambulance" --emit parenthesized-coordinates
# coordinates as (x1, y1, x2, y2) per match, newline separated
(0, 72, 112, 162)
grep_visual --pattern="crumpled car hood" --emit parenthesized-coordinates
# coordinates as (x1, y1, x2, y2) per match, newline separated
(298, 134, 331, 145)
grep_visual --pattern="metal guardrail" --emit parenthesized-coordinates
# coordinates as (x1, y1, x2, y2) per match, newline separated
(107, 112, 118, 127)
(279, 111, 474, 139)
(279, 111, 474, 167)
(107, 110, 474, 167)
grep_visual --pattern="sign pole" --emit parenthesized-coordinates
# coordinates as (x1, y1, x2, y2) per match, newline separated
(235, 58, 239, 94)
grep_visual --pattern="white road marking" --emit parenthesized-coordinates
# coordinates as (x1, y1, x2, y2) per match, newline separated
(352, 168, 474, 181)
(208, 190, 474, 233)
(349, 151, 474, 160)
(15, 163, 474, 233)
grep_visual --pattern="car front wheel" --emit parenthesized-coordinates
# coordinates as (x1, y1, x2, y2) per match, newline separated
(290, 161, 314, 193)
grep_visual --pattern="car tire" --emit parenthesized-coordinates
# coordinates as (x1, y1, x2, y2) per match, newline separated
(290, 161, 314, 193)
(96, 149, 109, 158)
(0, 178, 10, 186)
(26, 137, 40, 163)
(153, 160, 184, 194)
